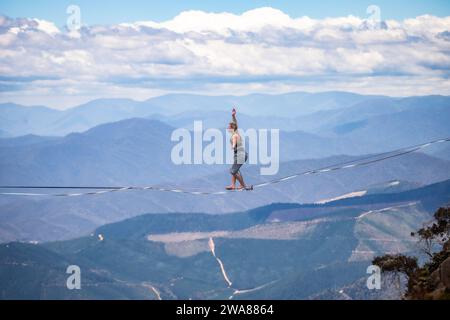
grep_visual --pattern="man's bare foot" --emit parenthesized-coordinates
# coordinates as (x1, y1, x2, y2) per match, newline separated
(225, 185, 236, 190)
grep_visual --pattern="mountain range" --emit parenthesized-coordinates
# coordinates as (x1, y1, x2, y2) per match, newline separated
(2, 92, 449, 140)
(1, 178, 449, 299)
(1, 90, 450, 300)
(1, 115, 450, 243)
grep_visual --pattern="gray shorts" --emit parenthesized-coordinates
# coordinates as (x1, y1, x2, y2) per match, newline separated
(230, 152, 248, 176)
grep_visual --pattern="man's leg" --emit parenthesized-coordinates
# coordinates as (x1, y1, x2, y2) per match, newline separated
(231, 174, 236, 187)
(235, 171, 246, 188)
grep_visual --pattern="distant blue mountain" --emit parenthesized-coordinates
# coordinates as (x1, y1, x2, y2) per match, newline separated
(1, 93, 449, 162)
(0, 91, 399, 136)
(143, 91, 376, 117)
(0, 118, 221, 186)
(0, 103, 61, 136)
(1, 92, 449, 300)
(1, 117, 450, 243)
(1, 94, 450, 244)
(327, 102, 450, 151)
(0, 134, 58, 148)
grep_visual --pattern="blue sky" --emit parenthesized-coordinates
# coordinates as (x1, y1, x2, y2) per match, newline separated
(1, 0, 450, 26)
(0, 1, 449, 108)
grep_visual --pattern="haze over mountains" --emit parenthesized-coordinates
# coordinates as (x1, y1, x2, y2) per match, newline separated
(0, 91, 450, 244)
(0, 90, 449, 299)
(1, 92, 449, 138)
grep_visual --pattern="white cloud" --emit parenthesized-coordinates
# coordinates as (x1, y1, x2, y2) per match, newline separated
(0, 8, 449, 108)
(33, 18, 60, 34)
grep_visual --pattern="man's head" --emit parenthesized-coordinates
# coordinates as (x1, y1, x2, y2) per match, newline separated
(228, 122, 237, 133)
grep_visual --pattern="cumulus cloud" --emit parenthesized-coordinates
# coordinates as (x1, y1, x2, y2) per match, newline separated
(0, 7, 449, 108)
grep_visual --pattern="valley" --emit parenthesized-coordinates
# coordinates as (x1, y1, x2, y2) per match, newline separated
(0, 179, 448, 299)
